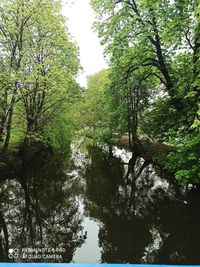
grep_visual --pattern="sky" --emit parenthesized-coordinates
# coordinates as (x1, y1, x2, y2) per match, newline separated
(62, 0, 108, 87)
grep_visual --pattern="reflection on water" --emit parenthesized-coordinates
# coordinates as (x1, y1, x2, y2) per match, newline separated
(0, 142, 200, 264)
(73, 217, 101, 263)
(0, 151, 87, 263)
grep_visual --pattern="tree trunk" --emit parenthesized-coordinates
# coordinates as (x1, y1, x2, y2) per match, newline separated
(150, 11, 183, 110)
(0, 119, 6, 142)
(0, 90, 8, 141)
(1, 83, 18, 153)
(193, 29, 200, 97)
(2, 103, 15, 152)
(0, 212, 9, 261)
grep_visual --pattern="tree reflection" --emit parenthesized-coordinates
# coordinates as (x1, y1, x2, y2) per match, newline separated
(84, 146, 152, 262)
(1, 144, 200, 264)
(84, 145, 200, 264)
(0, 152, 86, 263)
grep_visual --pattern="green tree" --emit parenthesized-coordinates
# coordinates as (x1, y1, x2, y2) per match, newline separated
(75, 70, 114, 143)
(0, 0, 80, 153)
(91, 0, 200, 184)
(91, 0, 199, 123)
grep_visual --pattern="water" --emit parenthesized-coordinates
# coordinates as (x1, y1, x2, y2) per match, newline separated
(0, 142, 200, 264)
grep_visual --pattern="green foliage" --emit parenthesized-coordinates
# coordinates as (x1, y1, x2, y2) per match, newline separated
(0, 0, 81, 152)
(74, 69, 114, 143)
(91, 0, 200, 184)
(43, 114, 73, 151)
(141, 98, 180, 142)
(165, 133, 200, 185)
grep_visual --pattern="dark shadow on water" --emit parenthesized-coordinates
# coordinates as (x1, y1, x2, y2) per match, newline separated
(0, 148, 86, 263)
(83, 145, 200, 264)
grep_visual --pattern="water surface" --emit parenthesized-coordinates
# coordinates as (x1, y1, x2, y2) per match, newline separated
(0, 142, 200, 264)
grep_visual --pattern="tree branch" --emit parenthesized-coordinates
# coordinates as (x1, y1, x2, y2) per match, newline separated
(185, 27, 195, 51)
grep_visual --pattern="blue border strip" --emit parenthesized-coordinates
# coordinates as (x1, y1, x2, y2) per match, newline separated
(0, 264, 198, 267)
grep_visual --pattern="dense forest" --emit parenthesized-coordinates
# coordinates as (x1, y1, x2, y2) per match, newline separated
(0, 0, 199, 186)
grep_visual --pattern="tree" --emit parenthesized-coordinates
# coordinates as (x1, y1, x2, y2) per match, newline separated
(91, 0, 198, 115)
(18, 0, 79, 150)
(0, 0, 80, 153)
(74, 70, 114, 143)
(107, 47, 158, 147)
(91, 0, 200, 184)
(0, 0, 46, 151)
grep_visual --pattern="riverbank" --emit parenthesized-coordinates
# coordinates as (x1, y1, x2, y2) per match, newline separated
(111, 135, 177, 172)
(113, 135, 176, 151)
(113, 135, 176, 154)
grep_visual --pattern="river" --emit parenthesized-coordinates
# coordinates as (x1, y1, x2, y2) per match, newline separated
(0, 141, 200, 264)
